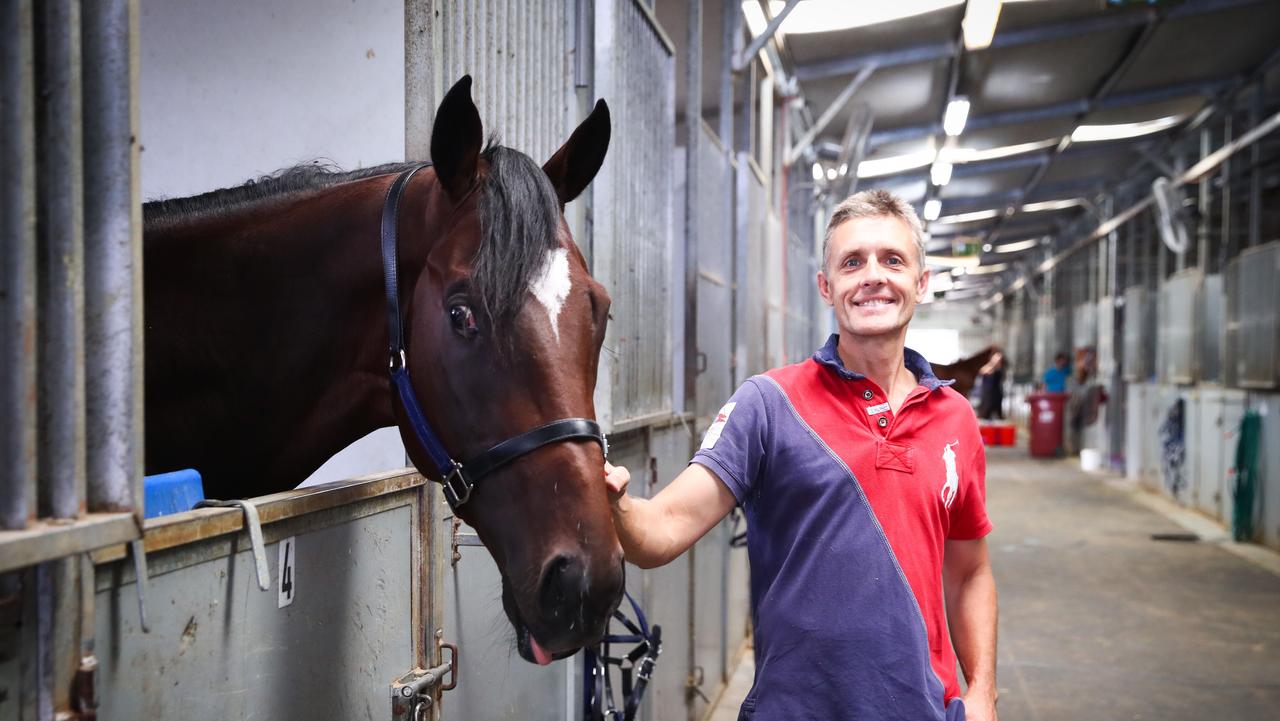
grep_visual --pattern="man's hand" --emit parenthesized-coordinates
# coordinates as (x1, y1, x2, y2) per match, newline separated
(603, 462, 630, 504)
(961, 689, 998, 721)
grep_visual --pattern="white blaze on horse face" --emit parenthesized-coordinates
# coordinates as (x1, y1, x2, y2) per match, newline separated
(529, 247, 572, 343)
(941, 441, 960, 509)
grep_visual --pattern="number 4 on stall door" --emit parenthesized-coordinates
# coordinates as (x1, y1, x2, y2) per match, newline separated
(278, 536, 296, 608)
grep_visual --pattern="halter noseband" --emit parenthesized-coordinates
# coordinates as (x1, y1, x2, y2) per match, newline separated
(379, 165, 608, 509)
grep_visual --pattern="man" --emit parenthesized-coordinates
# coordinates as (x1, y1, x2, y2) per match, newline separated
(604, 190, 998, 720)
(1042, 352, 1070, 393)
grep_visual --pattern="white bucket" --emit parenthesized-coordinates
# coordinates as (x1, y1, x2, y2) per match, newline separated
(1080, 448, 1102, 473)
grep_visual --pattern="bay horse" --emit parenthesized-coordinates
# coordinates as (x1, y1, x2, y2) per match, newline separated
(929, 345, 1000, 400)
(142, 76, 621, 665)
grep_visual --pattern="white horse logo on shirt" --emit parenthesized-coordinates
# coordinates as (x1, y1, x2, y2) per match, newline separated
(941, 441, 960, 509)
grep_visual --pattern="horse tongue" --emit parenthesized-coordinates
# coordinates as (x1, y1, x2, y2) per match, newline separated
(529, 635, 554, 666)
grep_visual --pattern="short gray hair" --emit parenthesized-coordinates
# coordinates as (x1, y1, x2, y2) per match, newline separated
(822, 189, 927, 271)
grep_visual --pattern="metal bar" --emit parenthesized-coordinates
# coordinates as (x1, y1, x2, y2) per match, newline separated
(718, 0, 738, 150)
(1182, 108, 1280, 183)
(36, 0, 87, 521)
(794, 40, 953, 82)
(684, 0, 702, 412)
(82, 0, 142, 516)
(784, 65, 874, 165)
(1247, 83, 1262, 248)
(733, 0, 799, 72)
(0, 513, 137, 574)
(2, 0, 37, 533)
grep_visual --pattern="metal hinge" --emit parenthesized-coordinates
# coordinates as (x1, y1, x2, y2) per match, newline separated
(390, 639, 457, 720)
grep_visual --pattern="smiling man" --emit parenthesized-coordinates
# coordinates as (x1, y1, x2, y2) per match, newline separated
(604, 190, 998, 720)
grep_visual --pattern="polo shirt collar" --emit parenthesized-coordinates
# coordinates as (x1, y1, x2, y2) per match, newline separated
(812, 334, 954, 391)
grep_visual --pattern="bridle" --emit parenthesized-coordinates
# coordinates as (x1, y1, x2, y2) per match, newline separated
(379, 164, 608, 509)
(583, 591, 663, 721)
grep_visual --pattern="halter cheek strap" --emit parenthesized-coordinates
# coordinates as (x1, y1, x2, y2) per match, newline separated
(379, 165, 608, 510)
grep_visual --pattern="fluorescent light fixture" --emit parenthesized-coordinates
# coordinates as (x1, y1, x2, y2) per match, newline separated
(1071, 114, 1182, 143)
(930, 160, 953, 186)
(1021, 198, 1082, 213)
(812, 163, 823, 181)
(934, 208, 1000, 224)
(923, 199, 942, 221)
(962, 0, 1002, 50)
(743, 0, 963, 37)
(966, 262, 1009, 275)
(941, 138, 1057, 165)
(993, 237, 1042, 253)
(926, 255, 981, 268)
(826, 167, 838, 181)
(857, 146, 937, 178)
(943, 98, 971, 137)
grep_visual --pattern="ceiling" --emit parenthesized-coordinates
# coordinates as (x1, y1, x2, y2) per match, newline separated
(655, 0, 1280, 300)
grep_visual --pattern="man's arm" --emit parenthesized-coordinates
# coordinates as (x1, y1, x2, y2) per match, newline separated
(603, 462, 738, 569)
(944, 536, 999, 721)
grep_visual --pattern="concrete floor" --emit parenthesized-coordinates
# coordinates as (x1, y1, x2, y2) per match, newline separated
(705, 446, 1280, 721)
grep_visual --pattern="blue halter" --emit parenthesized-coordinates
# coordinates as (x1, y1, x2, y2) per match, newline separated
(379, 165, 608, 509)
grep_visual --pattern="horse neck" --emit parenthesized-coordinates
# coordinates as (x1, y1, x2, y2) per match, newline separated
(144, 176, 447, 493)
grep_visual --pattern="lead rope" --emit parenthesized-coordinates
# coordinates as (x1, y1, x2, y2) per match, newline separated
(583, 591, 662, 721)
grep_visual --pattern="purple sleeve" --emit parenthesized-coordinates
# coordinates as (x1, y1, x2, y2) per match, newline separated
(690, 379, 770, 505)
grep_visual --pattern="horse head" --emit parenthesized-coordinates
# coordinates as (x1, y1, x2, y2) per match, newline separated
(399, 77, 620, 664)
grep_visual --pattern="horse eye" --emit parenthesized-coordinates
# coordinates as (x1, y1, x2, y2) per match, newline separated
(449, 304, 479, 338)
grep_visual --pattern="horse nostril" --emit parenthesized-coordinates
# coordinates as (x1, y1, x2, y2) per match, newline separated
(538, 554, 584, 613)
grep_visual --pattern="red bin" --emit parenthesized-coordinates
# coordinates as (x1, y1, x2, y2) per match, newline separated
(1027, 392, 1067, 458)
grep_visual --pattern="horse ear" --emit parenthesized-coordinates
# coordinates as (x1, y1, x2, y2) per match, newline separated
(543, 99, 610, 206)
(431, 76, 483, 202)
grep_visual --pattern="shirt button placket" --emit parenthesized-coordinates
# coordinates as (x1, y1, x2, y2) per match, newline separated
(862, 389, 874, 400)
(877, 416, 888, 429)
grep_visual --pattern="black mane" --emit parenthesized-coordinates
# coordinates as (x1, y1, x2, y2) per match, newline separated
(143, 145, 563, 341)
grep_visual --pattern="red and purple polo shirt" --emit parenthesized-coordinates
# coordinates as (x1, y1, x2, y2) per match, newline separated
(692, 335, 991, 720)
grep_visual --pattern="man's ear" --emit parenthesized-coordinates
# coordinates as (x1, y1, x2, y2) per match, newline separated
(430, 76, 483, 202)
(543, 99, 611, 206)
(817, 270, 834, 307)
(916, 268, 931, 302)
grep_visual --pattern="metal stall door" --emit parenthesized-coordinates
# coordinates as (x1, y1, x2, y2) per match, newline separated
(1159, 269, 1202, 385)
(591, 0, 676, 431)
(93, 473, 438, 721)
(735, 158, 770, 383)
(1236, 241, 1280, 389)
(693, 123, 735, 425)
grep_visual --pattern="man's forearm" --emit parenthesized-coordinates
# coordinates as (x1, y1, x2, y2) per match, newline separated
(610, 494, 682, 569)
(947, 564, 999, 697)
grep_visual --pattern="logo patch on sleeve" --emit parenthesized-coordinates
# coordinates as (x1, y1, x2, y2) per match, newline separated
(700, 402, 737, 450)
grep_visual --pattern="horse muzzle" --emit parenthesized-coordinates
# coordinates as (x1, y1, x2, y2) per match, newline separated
(504, 551, 625, 665)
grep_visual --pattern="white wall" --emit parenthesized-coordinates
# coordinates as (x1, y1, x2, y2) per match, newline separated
(139, 0, 408, 485)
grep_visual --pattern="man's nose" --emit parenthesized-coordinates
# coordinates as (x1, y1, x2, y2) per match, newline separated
(861, 258, 886, 285)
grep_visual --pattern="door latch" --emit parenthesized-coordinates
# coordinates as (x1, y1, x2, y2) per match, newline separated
(390, 642, 457, 720)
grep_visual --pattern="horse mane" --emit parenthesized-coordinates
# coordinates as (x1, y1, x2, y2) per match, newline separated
(143, 141, 563, 343)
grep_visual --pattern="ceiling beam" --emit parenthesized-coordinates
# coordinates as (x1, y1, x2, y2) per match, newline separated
(867, 77, 1228, 149)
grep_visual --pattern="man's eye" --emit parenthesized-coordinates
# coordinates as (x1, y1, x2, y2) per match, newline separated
(843, 257, 860, 268)
(449, 304, 479, 338)
(886, 256, 903, 266)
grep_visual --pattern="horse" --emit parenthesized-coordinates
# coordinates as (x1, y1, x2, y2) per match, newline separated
(929, 345, 1000, 400)
(142, 76, 621, 665)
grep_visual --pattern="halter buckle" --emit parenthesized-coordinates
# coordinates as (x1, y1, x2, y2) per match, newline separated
(442, 462, 472, 508)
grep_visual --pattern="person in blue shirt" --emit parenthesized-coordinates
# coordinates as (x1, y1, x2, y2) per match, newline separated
(1041, 352, 1070, 393)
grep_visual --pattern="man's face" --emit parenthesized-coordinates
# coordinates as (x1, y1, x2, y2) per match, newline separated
(817, 215, 929, 340)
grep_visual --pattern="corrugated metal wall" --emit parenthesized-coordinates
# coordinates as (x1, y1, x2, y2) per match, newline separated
(784, 163, 820, 364)
(1237, 241, 1280, 388)
(592, 0, 675, 427)
(430, 0, 572, 163)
